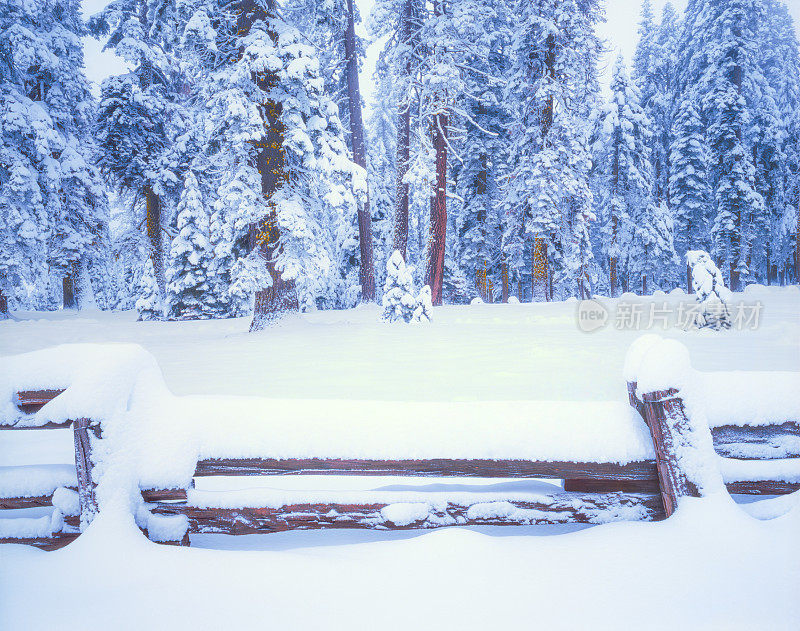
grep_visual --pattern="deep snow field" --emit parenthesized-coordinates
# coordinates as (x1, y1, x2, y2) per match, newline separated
(1, 286, 799, 630)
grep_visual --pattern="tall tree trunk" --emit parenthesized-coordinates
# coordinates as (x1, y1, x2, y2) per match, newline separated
(393, 1, 416, 260)
(532, 239, 548, 301)
(686, 262, 692, 294)
(242, 0, 299, 332)
(344, 0, 375, 301)
(62, 261, 79, 309)
(144, 185, 165, 295)
(501, 259, 509, 303)
(425, 111, 447, 305)
(609, 254, 618, 297)
(0, 282, 8, 317)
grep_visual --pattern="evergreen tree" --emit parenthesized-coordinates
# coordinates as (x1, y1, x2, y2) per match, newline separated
(165, 172, 214, 320)
(502, 0, 602, 301)
(381, 250, 417, 322)
(186, 0, 363, 328)
(670, 98, 712, 265)
(366, 58, 397, 295)
(136, 258, 162, 321)
(0, 0, 108, 312)
(688, 0, 766, 290)
(92, 0, 188, 298)
(593, 56, 658, 294)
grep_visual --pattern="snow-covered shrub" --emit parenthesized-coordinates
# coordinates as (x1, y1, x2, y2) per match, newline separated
(687, 250, 731, 330)
(470, 296, 484, 305)
(412, 285, 433, 324)
(136, 259, 163, 321)
(381, 251, 418, 323)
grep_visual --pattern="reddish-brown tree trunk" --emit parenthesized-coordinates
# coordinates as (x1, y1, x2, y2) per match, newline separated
(0, 284, 8, 317)
(686, 262, 692, 294)
(425, 111, 448, 305)
(532, 238, 548, 301)
(344, 0, 375, 301)
(144, 185, 165, 295)
(501, 259, 509, 303)
(609, 254, 618, 297)
(393, 0, 416, 260)
(243, 0, 299, 332)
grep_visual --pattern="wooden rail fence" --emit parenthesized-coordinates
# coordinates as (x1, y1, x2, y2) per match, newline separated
(2, 367, 798, 549)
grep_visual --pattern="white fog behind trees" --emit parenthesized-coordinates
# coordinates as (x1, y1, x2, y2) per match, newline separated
(1, 0, 799, 323)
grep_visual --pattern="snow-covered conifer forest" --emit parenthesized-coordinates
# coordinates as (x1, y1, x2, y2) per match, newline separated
(1, 0, 798, 318)
(1, 1, 800, 629)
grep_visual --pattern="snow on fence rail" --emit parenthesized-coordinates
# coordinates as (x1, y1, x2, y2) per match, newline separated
(0, 340, 798, 549)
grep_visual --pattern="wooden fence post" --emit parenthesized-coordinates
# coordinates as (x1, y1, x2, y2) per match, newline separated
(73, 417, 100, 528)
(639, 388, 698, 517)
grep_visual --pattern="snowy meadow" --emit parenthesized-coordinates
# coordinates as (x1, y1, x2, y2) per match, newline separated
(1, 287, 799, 630)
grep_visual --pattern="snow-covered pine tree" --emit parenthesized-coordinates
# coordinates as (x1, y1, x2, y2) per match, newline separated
(165, 172, 215, 320)
(694, 0, 766, 291)
(670, 97, 712, 287)
(381, 250, 417, 322)
(449, 0, 512, 302)
(502, 0, 601, 301)
(369, 0, 424, 260)
(367, 57, 397, 295)
(136, 258, 163, 321)
(593, 56, 658, 295)
(283, 0, 376, 301)
(633, 2, 680, 216)
(0, 0, 109, 313)
(92, 0, 188, 299)
(189, 0, 363, 329)
(758, 0, 800, 284)
(686, 249, 731, 330)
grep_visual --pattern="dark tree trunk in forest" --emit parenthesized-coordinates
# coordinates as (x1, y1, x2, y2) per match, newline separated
(62, 262, 78, 309)
(609, 253, 618, 297)
(686, 262, 692, 294)
(241, 0, 299, 332)
(0, 284, 7, 318)
(425, 111, 448, 305)
(532, 239, 548, 301)
(393, 0, 416, 260)
(344, 0, 375, 301)
(144, 185, 165, 295)
(501, 260, 509, 303)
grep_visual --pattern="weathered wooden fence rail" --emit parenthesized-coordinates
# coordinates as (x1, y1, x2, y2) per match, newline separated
(1, 341, 798, 549)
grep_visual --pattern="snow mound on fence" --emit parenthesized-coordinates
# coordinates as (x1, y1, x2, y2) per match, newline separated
(0, 464, 76, 498)
(625, 335, 800, 428)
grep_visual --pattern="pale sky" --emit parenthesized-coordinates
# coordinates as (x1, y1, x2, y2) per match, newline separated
(80, 0, 800, 105)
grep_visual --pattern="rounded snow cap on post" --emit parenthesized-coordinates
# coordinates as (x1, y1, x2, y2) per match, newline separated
(623, 334, 663, 383)
(631, 337, 693, 398)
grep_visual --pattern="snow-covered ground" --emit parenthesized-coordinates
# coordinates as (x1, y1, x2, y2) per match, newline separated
(1, 286, 799, 630)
